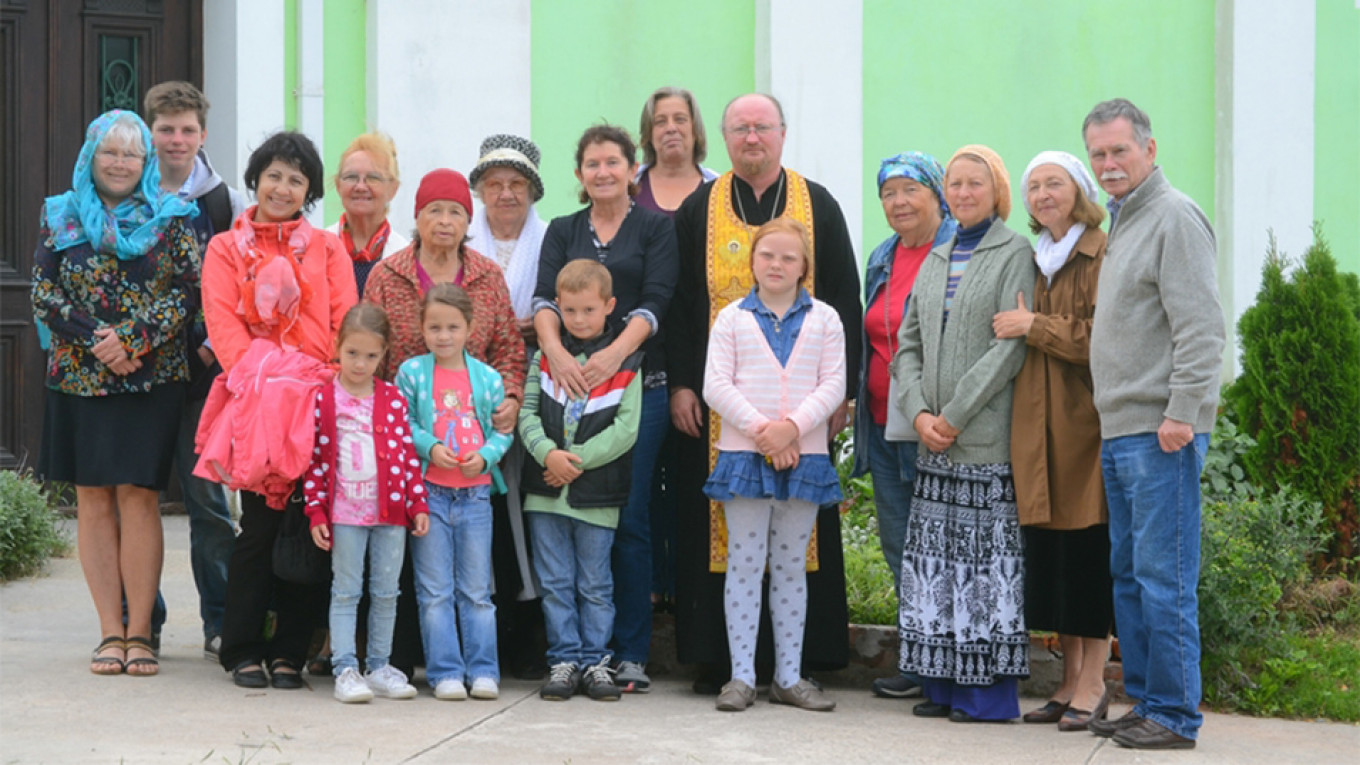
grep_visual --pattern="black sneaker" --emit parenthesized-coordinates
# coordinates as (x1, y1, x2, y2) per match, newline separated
(540, 662, 580, 701)
(872, 674, 923, 698)
(580, 657, 621, 701)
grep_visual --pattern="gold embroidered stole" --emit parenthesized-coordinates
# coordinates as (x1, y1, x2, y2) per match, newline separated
(704, 169, 820, 573)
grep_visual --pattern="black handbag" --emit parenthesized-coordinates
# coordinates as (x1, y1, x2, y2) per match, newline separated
(272, 499, 331, 585)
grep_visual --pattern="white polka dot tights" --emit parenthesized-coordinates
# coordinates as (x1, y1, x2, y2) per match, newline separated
(721, 497, 818, 689)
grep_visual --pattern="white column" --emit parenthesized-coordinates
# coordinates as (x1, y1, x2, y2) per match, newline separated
(1217, 0, 1316, 371)
(760, 0, 864, 260)
(368, 0, 533, 238)
(202, 0, 287, 197)
(297, 0, 326, 224)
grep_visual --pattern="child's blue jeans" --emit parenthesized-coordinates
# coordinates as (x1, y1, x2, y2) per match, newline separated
(412, 483, 498, 686)
(528, 511, 615, 668)
(329, 523, 407, 675)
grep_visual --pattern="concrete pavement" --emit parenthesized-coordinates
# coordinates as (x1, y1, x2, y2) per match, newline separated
(2, 516, 1356, 764)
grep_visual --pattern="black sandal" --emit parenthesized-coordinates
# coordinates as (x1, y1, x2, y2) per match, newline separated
(269, 659, 304, 689)
(123, 636, 159, 677)
(90, 636, 125, 676)
(231, 660, 268, 688)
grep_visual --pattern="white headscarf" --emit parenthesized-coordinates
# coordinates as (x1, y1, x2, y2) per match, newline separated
(468, 203, 546, 320)
(1021, 151, 1099, 284)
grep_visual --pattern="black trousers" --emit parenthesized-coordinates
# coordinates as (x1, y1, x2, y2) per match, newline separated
(218, 490, 326, 671)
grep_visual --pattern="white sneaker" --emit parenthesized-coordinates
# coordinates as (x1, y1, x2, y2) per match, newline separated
(334, 668, 374, 704)
(434, 678, 468, 700)
(469, 677, 499, 700)
(364, 665, 417, 699)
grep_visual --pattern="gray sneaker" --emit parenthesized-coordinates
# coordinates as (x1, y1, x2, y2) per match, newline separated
(540, 663, 580, 701)
(580, 657, 621, 701)
(614, 660, 651, 693)
(871, 674, 922, 698)
(203, 635, 221, 661)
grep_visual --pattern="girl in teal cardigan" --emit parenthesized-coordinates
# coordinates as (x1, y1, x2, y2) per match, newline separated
(394, 285, 514, 699)
(396, 348, 513, 493)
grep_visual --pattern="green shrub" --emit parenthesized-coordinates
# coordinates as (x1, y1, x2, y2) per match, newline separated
(842, 500, 897, 625)
(0, 471, 69, 580)
(1201, 415, 1257, 503)
(1226, 227, 1360, 570)
(835, 430, 898, 625)
(1199, 489, 1329, 646)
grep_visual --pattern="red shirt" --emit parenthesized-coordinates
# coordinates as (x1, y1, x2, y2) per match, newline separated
(425, 366, 492, 488)
(865, 240, 931, 424)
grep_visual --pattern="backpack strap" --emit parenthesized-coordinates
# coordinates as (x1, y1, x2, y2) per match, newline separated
(200, 183, 234, 236)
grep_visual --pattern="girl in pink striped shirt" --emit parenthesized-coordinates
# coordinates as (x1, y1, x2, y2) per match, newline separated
(702, 218, 845, 713)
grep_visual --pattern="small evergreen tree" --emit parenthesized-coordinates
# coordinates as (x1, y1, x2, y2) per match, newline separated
(1227, 226, 1360, 571)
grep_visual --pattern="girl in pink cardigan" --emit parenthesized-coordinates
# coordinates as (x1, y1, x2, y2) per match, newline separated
(701, 219, 846, 713)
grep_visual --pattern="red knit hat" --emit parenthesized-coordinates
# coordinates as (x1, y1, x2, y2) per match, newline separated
(415, 168, 472, 218)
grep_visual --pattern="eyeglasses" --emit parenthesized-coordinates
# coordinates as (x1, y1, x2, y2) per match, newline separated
(339, 172, 389, 187)
(482, 178, 529, 196)
(96, 149, 145, 165)
(724, 123, 779, 138)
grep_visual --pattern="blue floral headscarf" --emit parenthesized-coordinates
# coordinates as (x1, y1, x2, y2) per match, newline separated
(877, 151, 950, 219)
(42, 109, 196, 260)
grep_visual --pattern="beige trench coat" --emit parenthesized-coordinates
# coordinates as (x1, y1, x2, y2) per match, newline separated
(1011, 226, 1108, 529)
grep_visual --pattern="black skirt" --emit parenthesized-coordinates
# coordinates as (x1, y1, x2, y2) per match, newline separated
(38, 384, 185, 491)
(1022, 524, 1114, 638)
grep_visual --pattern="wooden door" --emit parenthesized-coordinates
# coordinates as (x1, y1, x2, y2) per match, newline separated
(0, 0, 201, 470)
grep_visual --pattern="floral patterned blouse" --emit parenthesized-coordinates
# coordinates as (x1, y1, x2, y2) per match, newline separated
(31, 212, 199, 396)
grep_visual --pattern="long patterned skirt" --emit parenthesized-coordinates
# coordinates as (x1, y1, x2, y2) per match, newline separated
(898, 452, 1028, 685)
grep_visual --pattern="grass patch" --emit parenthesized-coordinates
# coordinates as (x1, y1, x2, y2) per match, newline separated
(1204, 626, 1360, 721)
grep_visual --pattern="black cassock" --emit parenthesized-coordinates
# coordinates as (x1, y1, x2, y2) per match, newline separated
(666, 170, 863, 670)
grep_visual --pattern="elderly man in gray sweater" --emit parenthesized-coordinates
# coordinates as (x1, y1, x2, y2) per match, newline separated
(1083, 99, 1225, 751)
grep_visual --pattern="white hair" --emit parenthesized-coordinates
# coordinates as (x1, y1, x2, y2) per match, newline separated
(99, 114, 147, 157)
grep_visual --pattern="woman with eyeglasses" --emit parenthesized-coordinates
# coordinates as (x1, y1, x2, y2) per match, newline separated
(326, 133, 409, 296)
(32, 109, 198, 677)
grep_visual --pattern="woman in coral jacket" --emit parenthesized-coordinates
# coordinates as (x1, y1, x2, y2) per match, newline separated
(200, 130, 358, 689)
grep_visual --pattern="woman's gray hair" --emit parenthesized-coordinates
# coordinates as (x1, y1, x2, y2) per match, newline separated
(1082, 98, 1152, 148)
(639, 86, 708, 167)
(100, 113, 148, 156)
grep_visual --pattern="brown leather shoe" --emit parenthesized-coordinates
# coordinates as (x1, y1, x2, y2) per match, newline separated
(1113, 719, 1196, 750)
(1058, 691, 1109, 732)
(1089, 708, 1142, 738)
(1023, 699, 1070, 723)
(715, 679, 757, 712)
(770, 678, 836, 711)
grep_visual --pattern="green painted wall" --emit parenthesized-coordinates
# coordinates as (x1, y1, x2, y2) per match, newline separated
(323, 0, 369, 225)
(529, 0, 756, 220)
(284, 0, 298, 129)
(1315, 0, 1360, 274)
(861, 0, 1217, 254)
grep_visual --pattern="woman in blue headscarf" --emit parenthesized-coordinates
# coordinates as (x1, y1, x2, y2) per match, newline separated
(32, 109, 198, 677)
(852, 151, 956, 699)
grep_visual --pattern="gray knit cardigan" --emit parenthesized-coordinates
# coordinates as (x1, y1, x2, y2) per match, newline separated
(889, 219, 1036, 465)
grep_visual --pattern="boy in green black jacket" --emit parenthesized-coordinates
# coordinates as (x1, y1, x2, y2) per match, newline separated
(519, 260, 642, 703)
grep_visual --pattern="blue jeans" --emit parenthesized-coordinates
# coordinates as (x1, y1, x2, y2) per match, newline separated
(175, 395, 236, 638)
(862, 422, 917, 591)
(411, 484, 498, 686)
(329, 523, 406, 675)
(530, 511, 615, 667)
(1102, 432, 1208, 740)
(130, 397, 235, 639)
(610, 385, 667, 663)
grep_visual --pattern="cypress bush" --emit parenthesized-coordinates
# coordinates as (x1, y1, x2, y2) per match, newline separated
(1226, 227, 1360, 571)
